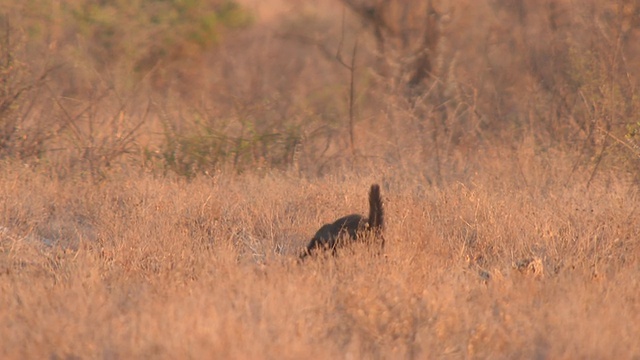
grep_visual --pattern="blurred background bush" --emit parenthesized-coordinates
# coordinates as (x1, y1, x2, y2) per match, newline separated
(1, 0, 639, 182)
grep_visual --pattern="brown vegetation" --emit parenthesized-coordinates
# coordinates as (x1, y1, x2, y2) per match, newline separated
(1, 0, 640, 358)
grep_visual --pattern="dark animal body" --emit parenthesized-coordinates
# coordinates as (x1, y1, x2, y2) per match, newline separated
(300, 184, 384, 259)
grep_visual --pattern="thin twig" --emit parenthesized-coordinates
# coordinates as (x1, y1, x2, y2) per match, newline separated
(335, 7, 358, 157)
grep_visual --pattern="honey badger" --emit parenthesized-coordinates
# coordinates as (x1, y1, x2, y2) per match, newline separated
(300, 184, 384, 259)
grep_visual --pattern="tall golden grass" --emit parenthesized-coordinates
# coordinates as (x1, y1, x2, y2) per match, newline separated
(1, 0, 640, 358)
(1, 154, 639, 358)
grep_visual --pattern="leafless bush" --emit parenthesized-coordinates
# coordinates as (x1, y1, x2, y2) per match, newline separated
(0, 16, 58, 161)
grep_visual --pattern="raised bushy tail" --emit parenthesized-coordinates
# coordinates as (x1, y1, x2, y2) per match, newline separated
(368, 184, 384, 233)
(299, 183, 385, 261)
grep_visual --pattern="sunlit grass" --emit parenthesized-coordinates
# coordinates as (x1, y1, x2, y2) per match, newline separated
(1, 0, 640, 358)
(1, 157, 639, 358)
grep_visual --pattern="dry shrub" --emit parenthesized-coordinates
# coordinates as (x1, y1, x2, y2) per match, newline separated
(2, 0, 640, 178)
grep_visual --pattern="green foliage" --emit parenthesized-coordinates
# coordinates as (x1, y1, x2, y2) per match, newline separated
(155, 114, 303, 178)
(65, 0, 253, 76)
(625, 121, 640, 158)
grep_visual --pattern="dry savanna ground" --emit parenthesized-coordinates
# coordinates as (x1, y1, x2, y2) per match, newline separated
(2, 0, 640, 358)
(1, 155, 639, 359)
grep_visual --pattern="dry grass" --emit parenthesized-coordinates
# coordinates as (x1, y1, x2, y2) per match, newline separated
(2, 0, 640, 358)
(1, 153, 639, 359)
